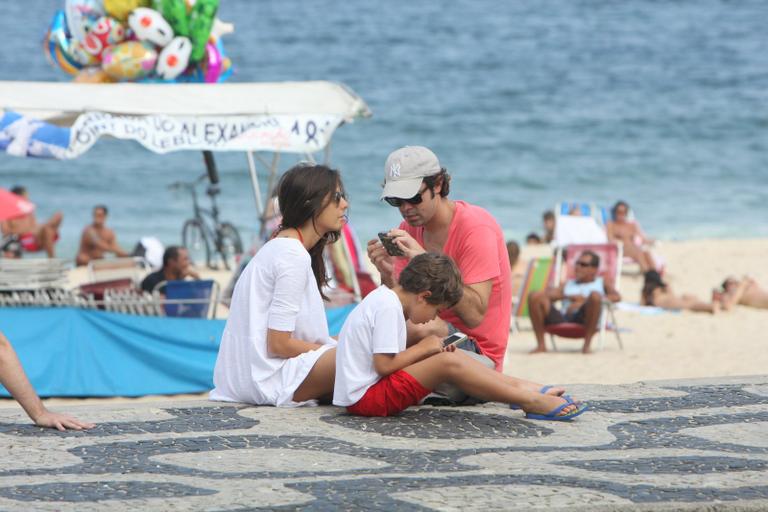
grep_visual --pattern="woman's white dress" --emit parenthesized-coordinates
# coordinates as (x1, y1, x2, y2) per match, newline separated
(210, 238, 335, 406)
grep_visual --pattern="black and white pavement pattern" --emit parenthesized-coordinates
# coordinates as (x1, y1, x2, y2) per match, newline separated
(0, 375, 766, 511)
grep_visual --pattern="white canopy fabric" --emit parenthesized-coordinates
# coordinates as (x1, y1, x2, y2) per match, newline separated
(0, 81, 371, 157)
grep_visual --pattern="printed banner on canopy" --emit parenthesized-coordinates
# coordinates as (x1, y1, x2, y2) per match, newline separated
(66, 111, 345, 157)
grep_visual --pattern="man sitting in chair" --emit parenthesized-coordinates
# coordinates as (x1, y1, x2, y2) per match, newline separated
(140, 246, 200, 295)
(528, 250, 620, 354)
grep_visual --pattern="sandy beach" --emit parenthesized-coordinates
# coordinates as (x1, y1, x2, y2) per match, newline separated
(2, 237, 766, 411)
(505, 238, 768, 385)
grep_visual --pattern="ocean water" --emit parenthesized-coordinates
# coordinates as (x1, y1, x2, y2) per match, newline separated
(2, 0, 768, 259)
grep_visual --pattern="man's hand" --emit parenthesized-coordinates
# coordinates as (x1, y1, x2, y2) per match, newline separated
(367, 238, 395, 287)
(389, 229, 426, 259)
(34, 409, 95, 431)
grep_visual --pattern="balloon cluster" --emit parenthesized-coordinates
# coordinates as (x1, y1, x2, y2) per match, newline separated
(44, 0, 234, 83)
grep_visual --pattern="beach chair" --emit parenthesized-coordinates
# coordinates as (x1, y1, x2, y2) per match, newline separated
(160, 279, 220, 319)
(0, 258, 69, 291)
(86, 257, 151, 285)
(545, 243, 624, 351)
(511, 256, 555, 334)
(556, 202, 610, 227)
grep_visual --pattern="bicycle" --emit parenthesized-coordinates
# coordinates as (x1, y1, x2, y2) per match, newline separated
(169, 171, 243, 271)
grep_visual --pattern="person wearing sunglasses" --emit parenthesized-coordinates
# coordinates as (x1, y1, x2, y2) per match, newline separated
(367, 146, 518, 405)
(210, 164, 348, 407)
(528, 251, 621, 354)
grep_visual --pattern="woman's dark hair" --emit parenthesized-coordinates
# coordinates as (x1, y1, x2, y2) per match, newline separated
(422, 168, 450, 198)
(399, 253, 463, 307)
(276, 163, 344, 300)
(611, 200, 630, 221)
(641, 270, 666, 306)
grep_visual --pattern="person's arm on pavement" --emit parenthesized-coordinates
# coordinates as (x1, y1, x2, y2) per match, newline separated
(0, 332, 94, 431)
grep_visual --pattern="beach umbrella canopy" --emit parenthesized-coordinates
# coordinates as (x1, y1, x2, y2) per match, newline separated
(0, 188, 35, 221)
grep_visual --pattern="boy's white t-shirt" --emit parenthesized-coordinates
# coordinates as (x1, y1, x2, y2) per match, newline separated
(333, 286, 407, 407)
(210, 238, 336, 406)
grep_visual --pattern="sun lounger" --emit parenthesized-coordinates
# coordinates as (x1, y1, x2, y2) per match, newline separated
(511, 256, 555, 334)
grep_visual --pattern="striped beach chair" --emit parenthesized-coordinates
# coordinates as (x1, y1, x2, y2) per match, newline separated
(511, 256, 555, 334)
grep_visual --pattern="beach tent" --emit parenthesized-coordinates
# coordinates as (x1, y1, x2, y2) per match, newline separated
(0, 80, 371, 397)
(0, 80, 371, 216)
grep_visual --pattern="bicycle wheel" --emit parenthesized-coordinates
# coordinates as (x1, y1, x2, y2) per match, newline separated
(217, 222, 243, 271)
(182, 219, 211, 269)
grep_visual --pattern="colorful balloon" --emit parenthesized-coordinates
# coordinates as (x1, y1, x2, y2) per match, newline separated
(70, 40, 100, 66)
(65, 0, 104, 43)
(102, 41, 157, 80)
(104, 0, 151, 21)
(44, 11, 84, 75)
(188, 0, 219, 62)
(152, 0, 189, 37)
(74, 68, 115, 83)
(83, 17, 126, 58)
(128, 7, 174, 47)
(203, 40, 221, 83)
(156, 36, 191, 80)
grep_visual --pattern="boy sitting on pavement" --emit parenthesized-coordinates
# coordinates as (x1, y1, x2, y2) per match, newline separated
(333, 253, 588, 420)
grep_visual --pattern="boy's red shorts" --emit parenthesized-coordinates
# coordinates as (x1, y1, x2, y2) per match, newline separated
(347, 370, 431, 417)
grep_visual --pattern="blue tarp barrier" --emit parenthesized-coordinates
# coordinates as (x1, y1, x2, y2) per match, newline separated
(0, 304, 356, 397)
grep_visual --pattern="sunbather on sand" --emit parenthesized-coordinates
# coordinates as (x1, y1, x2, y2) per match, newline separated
(716, 277, 768, 310)
(642, 270, 719, 314)
(606, 200, 654, 272)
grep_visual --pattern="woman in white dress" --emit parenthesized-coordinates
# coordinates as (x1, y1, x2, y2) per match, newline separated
(210, 163, 348, 406)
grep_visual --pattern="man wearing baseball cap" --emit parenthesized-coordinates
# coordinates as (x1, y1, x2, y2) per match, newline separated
(367, 146, 513, 403)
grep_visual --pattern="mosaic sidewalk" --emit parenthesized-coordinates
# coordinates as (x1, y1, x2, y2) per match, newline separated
(0, 375, 767, 511)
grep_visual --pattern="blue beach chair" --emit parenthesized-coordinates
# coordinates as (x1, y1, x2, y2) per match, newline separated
(163, 280, 219, 319)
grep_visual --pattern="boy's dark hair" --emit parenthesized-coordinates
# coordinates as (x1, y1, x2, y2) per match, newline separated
(398, 253, 463, 307)
(525, 232, 541, 243)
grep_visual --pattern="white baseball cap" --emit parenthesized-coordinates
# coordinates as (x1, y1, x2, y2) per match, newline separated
(380, 146, 441, 199)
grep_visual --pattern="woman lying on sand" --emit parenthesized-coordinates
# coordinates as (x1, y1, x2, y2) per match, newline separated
(715, 277, 768, 310)
(642, 270, 719, 314)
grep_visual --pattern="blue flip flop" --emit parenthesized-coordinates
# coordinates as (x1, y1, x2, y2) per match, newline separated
(525, 401, 589, 421)
(510, 385, 570, 410)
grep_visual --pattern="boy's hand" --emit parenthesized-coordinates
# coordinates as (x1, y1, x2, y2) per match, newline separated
(443, 344, 457, 353)
(417, 334, 444, 356)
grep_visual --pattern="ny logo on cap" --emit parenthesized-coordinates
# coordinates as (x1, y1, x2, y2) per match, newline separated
(389, 162, 401, 178)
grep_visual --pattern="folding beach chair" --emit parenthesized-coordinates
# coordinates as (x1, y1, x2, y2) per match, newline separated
(511, 256, 555, 334)
(545, 243, 624, 351)
(556, 202, 610, 228)
(159, 279, 220, 319)
(86, 257, 151, 285)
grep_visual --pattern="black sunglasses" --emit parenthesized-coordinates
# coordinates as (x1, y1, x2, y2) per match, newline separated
(332, 190, 347, 204)
(384, 187, 426, 207)
(576, 261, 597, 268)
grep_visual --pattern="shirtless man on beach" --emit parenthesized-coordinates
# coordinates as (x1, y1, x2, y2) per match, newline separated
(606, 200, 654, 272)
(75, 205, 128, 266)
(0, 186, 62, 258)
(716, 277, 768, 310)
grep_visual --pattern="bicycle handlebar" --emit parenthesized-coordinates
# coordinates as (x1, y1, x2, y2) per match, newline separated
(167, 173, 208, 191)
